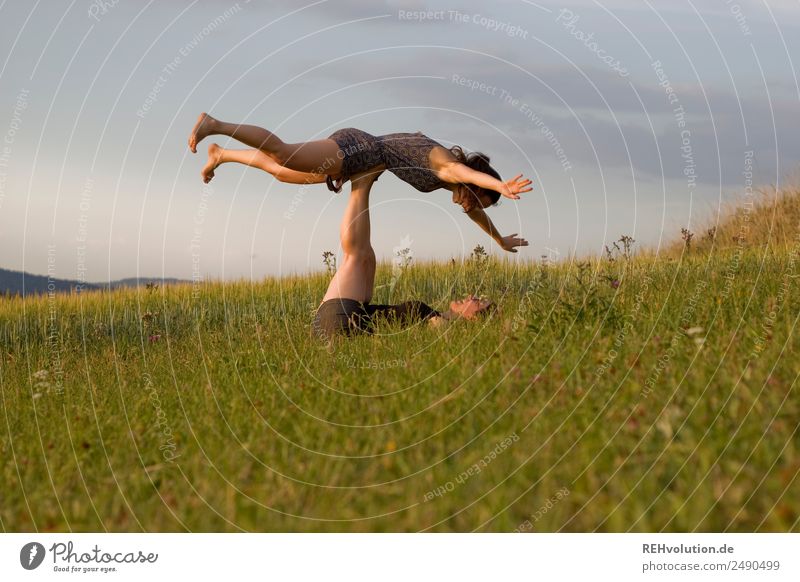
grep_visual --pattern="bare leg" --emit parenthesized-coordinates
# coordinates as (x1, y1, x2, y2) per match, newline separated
(189, 112, 343, 174)
(201, 143, 327, 185)
(322, 171, 382, 304)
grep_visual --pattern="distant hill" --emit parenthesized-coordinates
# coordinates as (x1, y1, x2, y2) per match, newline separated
(107, 277, 190, 289)
(0, 268, 189, 296)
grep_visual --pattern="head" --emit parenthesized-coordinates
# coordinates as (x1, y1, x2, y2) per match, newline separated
(449, 146, 502, 213)
(448, 294, 495, 320)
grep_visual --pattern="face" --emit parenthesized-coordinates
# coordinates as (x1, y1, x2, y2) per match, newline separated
(449, 295, 494, 320)
(452, 185, 494, 212)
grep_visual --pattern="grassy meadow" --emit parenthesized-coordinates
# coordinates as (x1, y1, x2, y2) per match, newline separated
(1, 187, 799, 532)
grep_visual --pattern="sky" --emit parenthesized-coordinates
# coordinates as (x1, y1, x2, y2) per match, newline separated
(0, 0, 798, 282)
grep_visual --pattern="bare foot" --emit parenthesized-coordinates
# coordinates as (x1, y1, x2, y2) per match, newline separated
(188, 112, 216, 153)
(201, 143, 223, 183)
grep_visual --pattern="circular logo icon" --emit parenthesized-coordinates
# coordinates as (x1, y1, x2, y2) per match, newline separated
(20, 542, 46, 570)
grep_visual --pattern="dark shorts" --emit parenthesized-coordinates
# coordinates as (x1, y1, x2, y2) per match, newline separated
(326, 128, 383, 191)
(312, 297, 440, 341)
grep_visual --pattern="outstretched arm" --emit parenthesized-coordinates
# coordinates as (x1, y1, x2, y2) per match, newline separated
(467, 207, 529, 253)
(438, 162, 532, 200)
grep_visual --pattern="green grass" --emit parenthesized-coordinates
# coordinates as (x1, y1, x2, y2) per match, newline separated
(2, 196, 800, 532)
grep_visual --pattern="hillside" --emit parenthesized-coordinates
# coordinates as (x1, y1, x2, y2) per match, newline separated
(0, 267, 188, 296)
(664, 184, 800, 255)
(0, 267, 95, 296)
(1, 186, 798, 532)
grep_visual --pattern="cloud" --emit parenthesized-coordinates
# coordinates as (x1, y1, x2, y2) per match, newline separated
(264, 0, 421, 19)
(295, 48, 797, 185)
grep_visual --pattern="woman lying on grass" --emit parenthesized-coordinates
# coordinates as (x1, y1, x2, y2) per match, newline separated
(188, 112, 531, 253)
(312, 169, 495, 341)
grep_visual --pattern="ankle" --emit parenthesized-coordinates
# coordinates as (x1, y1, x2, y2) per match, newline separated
(213, 119, 235, 137)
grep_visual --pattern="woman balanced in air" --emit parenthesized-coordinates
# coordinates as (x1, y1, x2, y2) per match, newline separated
(188, 112, 532, 252)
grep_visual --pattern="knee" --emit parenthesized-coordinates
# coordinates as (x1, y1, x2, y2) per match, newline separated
(341, 230, 374, 258)
(344, 246, 375, 267)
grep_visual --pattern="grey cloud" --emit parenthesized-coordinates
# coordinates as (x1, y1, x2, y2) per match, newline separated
(296, 49, 797, 186)
(264, 0, 424, 19)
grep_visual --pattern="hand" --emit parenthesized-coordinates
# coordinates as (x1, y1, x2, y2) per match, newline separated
(350, 168, 384, 186)
(500, 174, 533, 200)
(499, 233, 529, 253)
(328, 175, 344, 192)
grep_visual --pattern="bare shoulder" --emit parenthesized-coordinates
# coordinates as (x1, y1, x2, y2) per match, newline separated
(429, 145, 458, 171)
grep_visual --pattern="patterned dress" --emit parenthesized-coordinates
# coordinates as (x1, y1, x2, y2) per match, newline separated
(326, 128, 448, 193)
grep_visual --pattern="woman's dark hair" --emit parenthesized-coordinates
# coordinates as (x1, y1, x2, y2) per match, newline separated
(449, 146, 501, 206)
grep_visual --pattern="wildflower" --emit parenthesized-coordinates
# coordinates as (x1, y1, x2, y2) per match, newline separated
(681, 228, 695, 248)
(148, 334, 162, 343)
(684, 326, 704, 337)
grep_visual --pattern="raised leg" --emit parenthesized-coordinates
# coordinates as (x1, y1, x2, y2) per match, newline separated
(322, 171, 382, 304)
(201, 143, 327, 185)
(189, 112, 343, 175)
